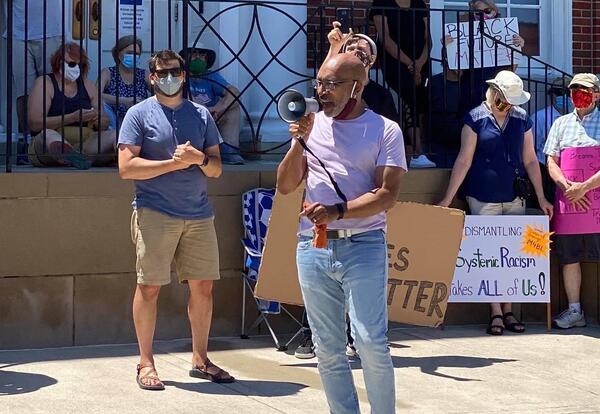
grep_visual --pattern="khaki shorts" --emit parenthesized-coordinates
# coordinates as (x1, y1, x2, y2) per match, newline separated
(29, 127, 96, 166)
(131, 208, 220, 285)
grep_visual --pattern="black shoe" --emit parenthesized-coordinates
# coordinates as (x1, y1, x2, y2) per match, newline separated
(294, 336, 315, 359)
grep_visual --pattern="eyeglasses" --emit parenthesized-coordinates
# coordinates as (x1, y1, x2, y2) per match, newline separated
(64, 61, 79, 68)
(154, 68, 183, 78)
(312, 79, 355, 92)
(481, 7, 494, 14)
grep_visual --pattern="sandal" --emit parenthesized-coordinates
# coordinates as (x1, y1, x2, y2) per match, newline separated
(136, 364, 165, 391)
(190, 359, 235, 383)
(503, 312, 526, 333)
(486, 314, 504, 336)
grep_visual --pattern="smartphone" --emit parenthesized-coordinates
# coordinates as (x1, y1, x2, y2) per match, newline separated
(336, 8, 351, 33)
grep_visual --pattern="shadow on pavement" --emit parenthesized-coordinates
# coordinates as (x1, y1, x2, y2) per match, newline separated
(0, 369, 57, 395)
(162, 379, 307, 396)
(283, 355, 517, 382)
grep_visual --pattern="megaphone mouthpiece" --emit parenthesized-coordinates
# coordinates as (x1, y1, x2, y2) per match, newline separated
(277, 89, 320, 123)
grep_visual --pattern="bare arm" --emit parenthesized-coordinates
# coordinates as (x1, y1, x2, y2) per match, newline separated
(118, 143, 188, 180)
(28, 76, 80, 131)
(547, 155, 569, 191)
(301, 165, 404, 224)
(344, 165, 404, 217)
(277, 114, 313, 195)
(372, 15, 412, 66)
(198, 143, 222, 178)
(85, 79, 110, 130)
(439, 125, 477, 206)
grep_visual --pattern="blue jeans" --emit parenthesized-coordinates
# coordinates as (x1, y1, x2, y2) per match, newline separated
(297, 230, 395, 414)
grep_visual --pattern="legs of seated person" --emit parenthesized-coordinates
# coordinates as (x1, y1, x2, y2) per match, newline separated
(297, 232, 394, 414)
(29, 129, 74, 166)
(216, 102, 241, 149)
(82, 130, 117, 166)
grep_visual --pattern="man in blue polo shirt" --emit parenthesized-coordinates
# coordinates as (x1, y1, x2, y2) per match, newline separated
(118, 49, 234, 391)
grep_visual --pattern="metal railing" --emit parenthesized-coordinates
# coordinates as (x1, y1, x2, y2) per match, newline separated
(1, 1, 573, 172)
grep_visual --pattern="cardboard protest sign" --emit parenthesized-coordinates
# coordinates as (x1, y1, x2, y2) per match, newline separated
(444, 17, 521, 70)
(449, 215, 551, 303)
(255, 189, 465, 327)
(553, 146, 600, 235)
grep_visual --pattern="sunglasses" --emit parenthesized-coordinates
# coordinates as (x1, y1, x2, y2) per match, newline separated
(64, 61, 79, 68)
(481, 7, 494, 14)
(154, 68, 183, 78)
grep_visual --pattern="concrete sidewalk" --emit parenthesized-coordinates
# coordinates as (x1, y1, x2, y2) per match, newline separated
(1, 325, 600, 413)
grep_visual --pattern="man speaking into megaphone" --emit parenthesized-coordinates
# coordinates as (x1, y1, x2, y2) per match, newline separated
(276, 54, 407, 413)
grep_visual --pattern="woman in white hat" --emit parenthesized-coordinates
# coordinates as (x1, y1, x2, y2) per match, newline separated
(439, 70, 553, 335)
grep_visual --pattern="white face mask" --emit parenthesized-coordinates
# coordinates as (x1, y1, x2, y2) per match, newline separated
(63, 63, 81, 81)
(156, 74, 183, 96)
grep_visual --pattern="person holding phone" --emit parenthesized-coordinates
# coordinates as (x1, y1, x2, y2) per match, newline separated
(326, 22, 399, 122)
(370, 0, 436, 168)
(27, 42, 115, 168)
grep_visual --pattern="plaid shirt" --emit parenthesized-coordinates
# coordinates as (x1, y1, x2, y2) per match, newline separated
(543, 108, 600, 158)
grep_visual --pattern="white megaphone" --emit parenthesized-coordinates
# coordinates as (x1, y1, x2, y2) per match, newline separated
(277, 89, 320, 123)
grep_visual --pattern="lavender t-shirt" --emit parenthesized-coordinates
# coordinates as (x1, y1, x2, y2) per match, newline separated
(299, 110, 407, 233)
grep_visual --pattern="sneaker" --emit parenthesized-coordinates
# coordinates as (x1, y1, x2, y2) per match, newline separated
(409, 154, 436, 169)
(345, 344, 359, 358)
(294, 337, 315, 359)
(553, 308, 586, 329)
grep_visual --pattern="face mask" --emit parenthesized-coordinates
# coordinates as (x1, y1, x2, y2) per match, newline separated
(334, 81, 358, 120)
(122, 54, 137, 69)
(189, 59, 207, 75)
(63, 63, 80, 81)
(553, 95, 574, 114)
(571, 89, 594, 109)
(155, 74, 183, 97)
(494, 93, 511, 112)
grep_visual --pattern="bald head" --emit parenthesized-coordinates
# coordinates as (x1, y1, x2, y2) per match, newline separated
(320, 54, 366, 82)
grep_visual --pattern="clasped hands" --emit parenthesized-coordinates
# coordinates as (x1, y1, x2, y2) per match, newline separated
(563, 180, 592, 211)
(173, 141, 206, 167)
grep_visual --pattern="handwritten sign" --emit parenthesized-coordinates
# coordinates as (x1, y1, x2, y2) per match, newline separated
(553, 146, 600, 235)
(444, 17, 521, 70)
(255, 184, 465, 328)
(449, 215, 551, 303)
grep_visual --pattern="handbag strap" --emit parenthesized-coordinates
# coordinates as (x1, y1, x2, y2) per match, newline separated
(296, 137, 348, 203)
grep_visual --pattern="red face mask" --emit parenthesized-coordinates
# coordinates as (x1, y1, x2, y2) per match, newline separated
(571, 89, 594, 109)
(334, 81, 358, 120)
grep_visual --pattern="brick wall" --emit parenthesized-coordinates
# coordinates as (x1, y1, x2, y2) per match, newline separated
(573, 0, 600, 73)
(306, 0, 373, 69)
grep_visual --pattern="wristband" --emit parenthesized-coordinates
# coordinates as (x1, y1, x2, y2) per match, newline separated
(200, 154, 209, 167)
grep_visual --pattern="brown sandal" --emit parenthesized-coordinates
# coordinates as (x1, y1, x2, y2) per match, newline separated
(189, 359, 235, 383)
(136, 364, 165, 391)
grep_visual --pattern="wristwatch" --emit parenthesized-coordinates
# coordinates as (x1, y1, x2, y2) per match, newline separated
(200, 154, 209, 167)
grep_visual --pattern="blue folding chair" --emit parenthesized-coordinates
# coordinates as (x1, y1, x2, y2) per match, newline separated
(240, 188, 304, 351)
